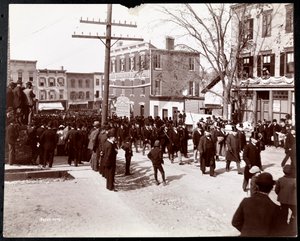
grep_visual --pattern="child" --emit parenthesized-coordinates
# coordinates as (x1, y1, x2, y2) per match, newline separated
(147, 140, 167, 186)
(121, 136, 133, 176)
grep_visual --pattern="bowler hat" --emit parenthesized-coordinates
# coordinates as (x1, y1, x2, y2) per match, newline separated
(255, 172, 275, 187)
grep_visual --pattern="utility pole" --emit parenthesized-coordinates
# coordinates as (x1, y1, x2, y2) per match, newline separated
(72, 4, 143, 125)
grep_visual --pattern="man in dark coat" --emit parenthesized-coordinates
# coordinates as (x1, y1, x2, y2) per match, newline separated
(65, 123, 78, 166)
(147, 140, 166, 185)
(242, 133, 262, 191)
(39, 121, 59, 168)
(197, 129, 216, 176)
(226, 126, 242, 174)
(192, 122, 203, 163)
(13, 80, 26, 125)
(102, 130, 118, 191)
(232, 172, 285, 237)
(6, 81, 16, 112)
(6, 117, 19, 165)
(281, 126, 296, 168)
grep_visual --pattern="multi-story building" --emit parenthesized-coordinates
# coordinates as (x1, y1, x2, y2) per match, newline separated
(66, 72, 94, 110)
(149, 37, 203, 120)
(231, 3, 294, 123)
(37, 67, 67, 111)
(9, 59, 37, 87)
(109, 37, 204, 118)
(109, 41, 154, 117)
(93, 72, 104, 110)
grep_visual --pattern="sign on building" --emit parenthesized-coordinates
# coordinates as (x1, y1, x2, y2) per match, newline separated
(115, 96, 130, 118)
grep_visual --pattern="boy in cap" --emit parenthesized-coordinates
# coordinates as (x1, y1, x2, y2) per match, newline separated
(248, 166, 261, 196)
(147, 140, 167, 185)
(232, 172, 284, 236)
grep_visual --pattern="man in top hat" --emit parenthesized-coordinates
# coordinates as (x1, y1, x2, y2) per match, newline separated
(281, 126, 296, 169)
(23, 81, 36, 126)
(225, 125, 242, 174)
(232, 172, 285, 236)
(197, 127, 216, 176)
(242, 132, 263, 191)
(102, 129, 118, 191)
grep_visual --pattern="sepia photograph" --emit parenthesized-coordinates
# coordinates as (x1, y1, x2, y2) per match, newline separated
(1, 2, 297, 238)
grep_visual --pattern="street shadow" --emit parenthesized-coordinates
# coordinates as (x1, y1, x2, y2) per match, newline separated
(214, 167, 227, 176)
(115, 158, 154, 191)
(261, 163, 275, 171)
(165, 174, 186, 184)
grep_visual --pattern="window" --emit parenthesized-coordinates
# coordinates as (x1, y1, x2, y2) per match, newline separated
(188, 81, 194, 95)
(121, 58, 125, 72)
(78, 91, 84, 100)
(280, 51, 294, 77)
(239, 56, 253, 78)
(286, 5, 293, 33)
(195, 82, 200, 96)
(48, 77, 55, 87)
(257, 54, 275, 77)
(96, 79, 99, 86)
(86, 79, 90, 88)
(57, 77, 64, 87)
(86, 91, 90, 99)
(154, 79, 161, 95)
(70, 91, 76, 100)
(243, 18, 253, 40)
(39, 77, 46, 87)
(189, 57, 195, 71)
(59, 90, 64, 99)
(262, 11, 272, 37)
(139, 55, 144, 70)
(29, 72, 34, 82)
(49, 90, 55, 100)
(95, 91, 99, 98)
(286, 52, 294, 74)
(71, 79, 75, 88)
(78, 79, 82, 88)
(40, 90, 46, 100)
(153, 54, 161, 69)
(18, 71, 22, 82)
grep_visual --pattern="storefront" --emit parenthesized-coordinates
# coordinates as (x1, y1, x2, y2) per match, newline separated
(234, 76, 294, 124)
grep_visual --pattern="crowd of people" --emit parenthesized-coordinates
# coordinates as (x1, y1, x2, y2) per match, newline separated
(5, 79, 297, 236)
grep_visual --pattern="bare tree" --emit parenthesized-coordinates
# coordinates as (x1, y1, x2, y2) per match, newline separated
(160, 3, 291, 121)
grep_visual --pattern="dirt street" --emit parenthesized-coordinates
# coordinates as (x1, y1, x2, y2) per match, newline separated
(3, 143, 290, 237)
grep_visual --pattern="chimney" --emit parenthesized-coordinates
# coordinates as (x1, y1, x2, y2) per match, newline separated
(166, 36, 174, 50)
(61, 66, 64, 71)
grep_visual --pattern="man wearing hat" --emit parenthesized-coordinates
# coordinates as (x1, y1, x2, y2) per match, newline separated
(242, 132, 263, 191)
(87, 121, 100, 171)
(147, 140, 166, 185)
(281, 126, 296, 168)
(102, 129, 118, 191)
(13, 79, 26, 125)
(197, 127, 216, 176)
(23, 81, 36, 126)
(275, 164, 296, 234)
(232, 172, 284, 236)
(225, 125, 242, 174)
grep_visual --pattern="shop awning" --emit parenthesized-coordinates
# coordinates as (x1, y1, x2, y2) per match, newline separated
(38, 102, 64, 111)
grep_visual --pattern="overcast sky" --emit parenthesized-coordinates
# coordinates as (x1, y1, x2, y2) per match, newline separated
(9, 3, 202, 73)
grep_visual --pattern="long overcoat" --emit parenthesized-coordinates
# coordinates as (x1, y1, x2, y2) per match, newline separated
(225, 134, 241, 162)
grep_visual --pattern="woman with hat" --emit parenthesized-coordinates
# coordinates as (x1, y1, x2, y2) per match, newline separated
(232, 172, 284, 236)
(147, 140, 167, 186)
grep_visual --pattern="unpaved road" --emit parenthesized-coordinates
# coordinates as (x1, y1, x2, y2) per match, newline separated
(3, 144, 289, 237)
